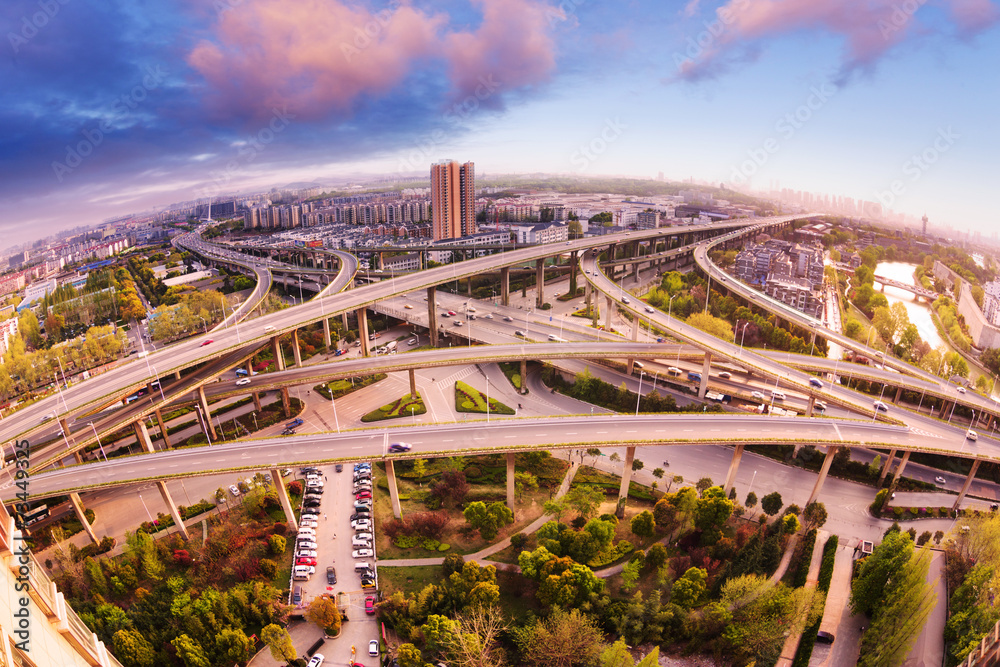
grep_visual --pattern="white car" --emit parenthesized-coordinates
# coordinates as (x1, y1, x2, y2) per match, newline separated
(307, 654, 325, 667)
(966, 430, 978, 441)
(353, 536, 373, 548)
(296, 550, 317, 558)
(352, 520, 372, 530)
(297, 541, 318, 550)
(717, 372, 732, 379)
(935, 476, 947, 484)
(300, 520, 318, 528)
(354, 532, 373, 541)
(369, 640, 379, 657)
(751, 391, 766, 400)
(353, 549, 374, 558)
(235, 378, 252, 386)
(229, 485, 240, 496)
(957, 386, 967, 393)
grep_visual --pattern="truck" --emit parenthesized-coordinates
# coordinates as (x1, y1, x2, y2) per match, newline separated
(705, 391, 732, 404)
(384, 340, 397, 353)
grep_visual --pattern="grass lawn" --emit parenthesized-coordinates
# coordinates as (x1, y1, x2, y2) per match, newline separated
(361, 392, 427, 422)
(455, 380, 515, 414)
(375, 565, 443, 597)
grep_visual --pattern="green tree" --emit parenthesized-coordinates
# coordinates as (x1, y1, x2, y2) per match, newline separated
(215, 627, 252, 664)
(600, 639, 634, 667)
(412, 458, 428, 480)
(745, 491, 758, 512)
(859, 547, 937, 667)
(630, 510, 655, 538)
(694, 486, 734, 533)
(268, 534, 286, 555)
(113, 629, 156, 667)
(463, 501, 514, 540)
(687, 312, 733, 341)
(672, 567, 707, 609)
(515, 470, 539, 500)
(760, 492, 783, 516)
(447, 561, 500, 609)
(803, 502, 828, 529)
(782, 514, 801, 534)
(695, 477, 714, 494)
(397, 643, 424, 667)
(260, 623, 296, 662)
(305, 595, 342, 635)
(565, 484, 605, 520)
(516, 607, 606, 667)
(421, 614, 458, 657)
(850, 530, 915, 616)
(171, 634, 210, 667)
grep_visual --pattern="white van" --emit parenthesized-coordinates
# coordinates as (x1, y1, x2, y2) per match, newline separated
(355, 562, 373, 572)
(966, 430, 978, 441)
(293, 565, 313, 581)
(770, 390, 786, 401)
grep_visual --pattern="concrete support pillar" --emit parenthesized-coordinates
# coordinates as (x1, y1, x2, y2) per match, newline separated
(341, 312, 349, 331)
(501, 267, 510, 306)
(805, 396, 815, 418)
(427, 287, 439, 347)
(723, 444, 745, 495)
(806, 446, 837, 507)
(616, 446, 636, 518)
(536, 259, 545, 308)
(506, 453, 516, 513)
(520, 360, 527, 394)
(157, 480, 190, 541)
(467, 276, 473, 297)
(585, 280, 592, 310)
(70, 493, 99, 545)
(291, 329, 303, 368)
(357, 308, 370, 357)
(323, 318, 332, 351)
(953, 459, 982, 510)
(894, 386, 903, 404)
(270, 467, 298, 531)
(890, 450, 911, 486)
(133, 420, 156, 453)
(174, 370, 181, 381)
(878, 449, 897, 485)
(271, 336, 285, 372)
(252, 392, 262, 412)
(409, 369, 417, 396)
(605, 295, 613, 331)
(198, 386, 217, 440)
(386, 459, 402, 519)
(569, 251, 578, 296)
(154, 409, 171, 449)
(698, 352, 712, 399)
(280, 387, 291, 418)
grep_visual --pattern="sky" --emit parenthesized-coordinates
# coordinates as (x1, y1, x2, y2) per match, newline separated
(2, 0, 998, 249)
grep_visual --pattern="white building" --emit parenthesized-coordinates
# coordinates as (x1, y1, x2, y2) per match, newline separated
(510, 222, 569, 245)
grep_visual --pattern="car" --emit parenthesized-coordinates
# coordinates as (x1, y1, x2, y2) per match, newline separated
(404, 304, 413, 309)
(307, 654, 325, 667)
(454, 320, 463, 326)
(297, 556, 317, 566)
(873, 401, 889, 413)
(808, 378, 823, 388)
(441, 311, 450, 317)
(326, 566, 337, 585)
(361, 579, 377, 589)
(281, 428, 296, 436)
(644, 306, 655, 313)
(354, 502, 372, 512)
(388, 442, 412, 453)
(365, 595, 376, 614)
(815, 631, 835, 645)
(621, 296, 630, 304)
(40, 412, 55, 422)
(297, 541, 318, 550)
(235, 378, 252, 386)
(281, 468, 292, 477)
(354, 470, 371, 477)
(353, 484, 372, 493)
(229, 484, 240, 496)
(957, 386, 967, 393)
(353, 537, 373, 548)
(354, 462, 371, 470)
(935, 476, 947, 484)
(353, 549, 374, 558)
(335, 464, 343, 472)
(303, 500, 321, 508)
(355, 531, 373, 541)
(751, 391, 766, 400)
(369, 640, 379, 657)
(515, 330, 527, 337)
(200, 339, 214, 347)
(770, 390, 786, 401)
(351, 512, 370, 521)
(814, 401, 827, 412)
(355, 490, 372, 499)
(306, 483, 324, 491)
(300, 520, 318, 528)
(447, 311, 456, 316)
(484, 313, 493, 319)
(504, 316, 514, 322)
(301, 467, 320, 474)
(966, 430, 978, 441)
(296, 550, 317, 558)
(287, 418, 304, 428)
(717, 372, 732, 379)
(264, 325, 276, 333)
(354, 475, 372, 484)
(352, 520, 372, 530)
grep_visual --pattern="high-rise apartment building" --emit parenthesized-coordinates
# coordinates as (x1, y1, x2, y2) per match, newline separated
(430, 160, 475, 240)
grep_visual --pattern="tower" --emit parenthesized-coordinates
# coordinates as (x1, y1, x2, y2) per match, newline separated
(922, 214, 928, 237)
(430, 160, 475, 240)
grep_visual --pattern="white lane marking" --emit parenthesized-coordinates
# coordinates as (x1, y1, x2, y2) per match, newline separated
(833, 424, 844, 441)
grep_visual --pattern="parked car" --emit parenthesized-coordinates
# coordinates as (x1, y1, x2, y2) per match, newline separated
(355, 532, 373, 541)
(297, 556, 317, 566)
(307, 654, 325, 667)
(365, 596, 376, 615)
(353, 536, 373, 548)
(352, 520, 372, 530)
(335, 464, 343, 472)
(297, 541, 317, 549)
(354, 501, 372, 511)
(353, 549, 374, 558)
(229, 485, 240, 497)
(369, 640, 379, 657)
(326, 566, 337, 585)
(295, 550, 317, 558)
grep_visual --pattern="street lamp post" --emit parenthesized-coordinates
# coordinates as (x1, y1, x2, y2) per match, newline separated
(88, 422, 109, 462)
(150, 366, 166, 402)
(198, 315, 207, 333)
(252, 411, 258, 431)
(138, 492, 154, 524)
(635, 370, 645, 416)
(329, 383, 341, 433)
(738, 322, 750, 357)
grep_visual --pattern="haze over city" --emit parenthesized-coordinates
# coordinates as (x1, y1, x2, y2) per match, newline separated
(2, 0, 999, 248)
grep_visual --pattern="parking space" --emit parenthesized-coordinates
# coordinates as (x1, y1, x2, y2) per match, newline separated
(290, 462, 381, 665)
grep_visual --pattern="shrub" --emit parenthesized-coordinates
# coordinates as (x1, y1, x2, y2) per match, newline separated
(464, 465, 482, 479)
(393, 535, 421, 548)
(510, 533, 528, 550)
(438, 543, 451, 551)
(288, 480, 303, 496)
(172, 549, 192, 567)
(422, 538, 441, 551)
(259, 558, 278, 579)
(269, 535, 286, 555)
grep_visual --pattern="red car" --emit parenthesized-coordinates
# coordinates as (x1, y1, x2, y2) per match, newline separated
(296, 556, 317, 566)
(365, 595, 376, 615)
(355, 491, 372, 500)
(199, 339, 214, 347)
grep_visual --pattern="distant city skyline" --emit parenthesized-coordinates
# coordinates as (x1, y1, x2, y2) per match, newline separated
(1, 0, 997, 248)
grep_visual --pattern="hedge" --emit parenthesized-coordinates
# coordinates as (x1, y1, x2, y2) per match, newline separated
(589, 540, 635, 569)
(790, 529, 818, 588)
(455, 381, 516, 415)
(791, 535, 839, 667)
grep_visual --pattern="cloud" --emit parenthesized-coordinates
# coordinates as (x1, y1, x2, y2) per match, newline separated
(672, 0, 1000, 82)
(187, 0, 562, 123)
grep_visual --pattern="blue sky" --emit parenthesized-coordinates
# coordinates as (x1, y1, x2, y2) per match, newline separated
(1, 0, 997, 248)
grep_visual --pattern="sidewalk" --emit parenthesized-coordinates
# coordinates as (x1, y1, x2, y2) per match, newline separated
(775, 530, 828, 667)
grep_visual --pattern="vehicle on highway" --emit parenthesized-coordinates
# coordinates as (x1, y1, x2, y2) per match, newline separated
(454, 320, 463, 326)
(504, 316, 514, 322)
(287, 418, 304, 428)
(717, 372, 732, 379)
(229, 485, 240, 496)
(751, 391, 766, 400)
(622, 296, 630, 304)
(200, 339, 214, 347)
(935, 476, 947, 484)
(235, 378, 252, 386)
(264, 325, 276, 333)
(808, 378, 823, 388)
(644, 306, 655, 314)
(326, 566, 337, 584)
(967, 430, 978, 441)
(667, 367, 683, 377)
(369, 640, 379, 657)
(404, 304, 413, 309)
(548, 334, 566, 342)
(873, 401, 889, 412)
(353, 549, 374, 558)
(515, 330, 527, 337)
(957, 386, 967, 393)
(282, 427, 296, 435)
(447, 311, 456, 316)
(687, 371, 702, 382)
(388, 442, 412, 453)
(770, 390, 786, 401)
(814, 401, 827, 412)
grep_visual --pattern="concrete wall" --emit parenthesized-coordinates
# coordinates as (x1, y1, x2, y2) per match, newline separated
(957, 281, 1000, 350)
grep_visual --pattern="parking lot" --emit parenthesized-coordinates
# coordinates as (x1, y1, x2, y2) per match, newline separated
(290, 463, 382, 666)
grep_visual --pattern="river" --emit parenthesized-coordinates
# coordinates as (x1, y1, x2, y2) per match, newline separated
(874, 261, 943, 349)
